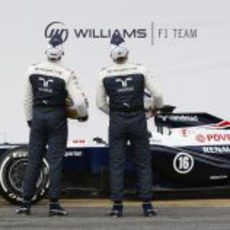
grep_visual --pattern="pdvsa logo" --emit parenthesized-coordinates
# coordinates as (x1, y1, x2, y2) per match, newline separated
(195, 133, 230, 143)
(195, 134, 206, 143)
(44, 21, 69, 42)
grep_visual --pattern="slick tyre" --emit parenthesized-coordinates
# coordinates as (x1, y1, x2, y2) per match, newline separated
(0, 146, 49, 205)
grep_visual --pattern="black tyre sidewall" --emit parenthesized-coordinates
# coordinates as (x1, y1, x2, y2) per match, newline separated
(0, 146, 49, 205)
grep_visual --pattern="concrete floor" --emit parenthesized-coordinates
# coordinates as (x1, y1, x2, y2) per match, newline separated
(1, 199, 230, 230)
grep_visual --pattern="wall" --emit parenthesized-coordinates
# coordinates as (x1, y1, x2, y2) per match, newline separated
(0, 0, 229, 143)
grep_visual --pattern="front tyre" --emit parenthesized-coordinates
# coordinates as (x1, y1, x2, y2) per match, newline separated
(0, 146, 49, 204)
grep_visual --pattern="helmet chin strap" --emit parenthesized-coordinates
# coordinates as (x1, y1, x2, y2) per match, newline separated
(113, 56, 128, 64)
(47, 56, 62, 62)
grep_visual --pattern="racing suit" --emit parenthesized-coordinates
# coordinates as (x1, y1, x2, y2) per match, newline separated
(23, 60, 88, 201)
(96, 62, 163, 202)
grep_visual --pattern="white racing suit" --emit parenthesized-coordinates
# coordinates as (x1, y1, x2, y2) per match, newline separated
(96, 62, 163, 202)
(23, 60, 88, 200)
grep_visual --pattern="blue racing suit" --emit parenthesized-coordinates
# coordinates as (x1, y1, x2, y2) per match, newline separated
(23, 60, 88, 200)
(96, 61, 163, 201)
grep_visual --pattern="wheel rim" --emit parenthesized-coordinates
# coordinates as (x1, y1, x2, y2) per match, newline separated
(7, 158, 47, 194)
(8, 159, 27, 193)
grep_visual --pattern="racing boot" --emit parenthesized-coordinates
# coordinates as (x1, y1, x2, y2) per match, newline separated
(109, 201, 123, 217)
(49, 202, 68, 217)
(16, 199, 31, 215)
(142, 202, 157, 217)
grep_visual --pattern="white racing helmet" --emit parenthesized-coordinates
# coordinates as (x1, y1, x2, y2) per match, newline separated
(45, 34, 64, 61)
(110, 32, 129, 61)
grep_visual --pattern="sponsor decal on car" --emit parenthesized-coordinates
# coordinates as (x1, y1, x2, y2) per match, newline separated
(158, 115, 199, 122)
(181, 128, 188, 137)
(65, 150, 83, 157)
(202, 146, 230, 154)
(12, 151, 27, 158)
(72, 139, 86, 144)
(195, 133, 230, 143)
(209, 175, 228, 180)
(195, 134, 206, 143)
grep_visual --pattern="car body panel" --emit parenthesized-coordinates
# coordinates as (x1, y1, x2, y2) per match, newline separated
(1, 109, 230, 202)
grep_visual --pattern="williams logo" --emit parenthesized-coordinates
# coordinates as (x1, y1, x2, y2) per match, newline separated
(44, 21, 69, 42)
(73, 28, 147, 39)
(115, 77, 134, 93)
(38, 77, 54, 94)
(44, 21, 198, 45)
(44, 21, 147, 42)
(115, 78, 132, 88)
(39, 77, 54, 88)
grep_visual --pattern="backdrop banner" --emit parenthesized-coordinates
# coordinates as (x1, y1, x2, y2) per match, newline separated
(0, 0, 229, 143)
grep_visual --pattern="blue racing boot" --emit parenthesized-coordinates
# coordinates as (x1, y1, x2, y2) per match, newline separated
(49, 202, 68, 217)
(142, 202, 157, 217)
(109, 202, 123, 217)
(16, 200, 31, 216)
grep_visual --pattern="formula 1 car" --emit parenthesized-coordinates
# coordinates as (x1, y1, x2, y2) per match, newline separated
(1, 106, 230, 204)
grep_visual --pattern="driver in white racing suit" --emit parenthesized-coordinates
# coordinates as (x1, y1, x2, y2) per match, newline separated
(17, 34, 88, 216)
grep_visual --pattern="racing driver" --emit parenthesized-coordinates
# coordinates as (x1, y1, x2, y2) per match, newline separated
(96, 32, 163, 217)
(17, 34, 88, 216)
